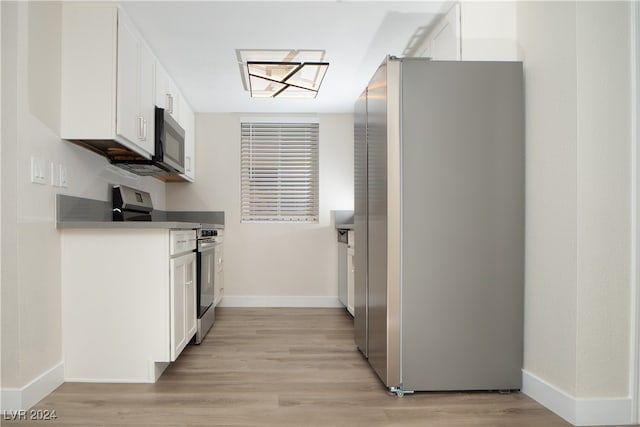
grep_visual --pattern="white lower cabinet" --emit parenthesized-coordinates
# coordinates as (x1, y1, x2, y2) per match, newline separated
(61, 228, 197, 383)
(338, 229, 355, 316)
(170, 240, 197, 361)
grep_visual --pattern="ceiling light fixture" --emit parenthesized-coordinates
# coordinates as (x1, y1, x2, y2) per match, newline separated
(247, 61, 329, 99)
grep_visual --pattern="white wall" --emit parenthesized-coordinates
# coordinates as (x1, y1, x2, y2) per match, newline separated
(518, 0, 580, 396)
(460, 1, 518, 60)
(1, 1, 166, 409)
(574, 1, 631, 399)
(418, 1, 635, 423)
(166, 113, 354, 305)
(517, 1, 633, 425)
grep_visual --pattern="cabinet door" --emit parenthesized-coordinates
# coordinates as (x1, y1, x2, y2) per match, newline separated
(116, 20, 140, 146)
(61, 4, 119, 140)
(137, 42, 155, 155)
(116, 17, 155, 157)
(170, 253, 195, 362)
(337, 242, 347, 307)
(180, 97, 195, 181)
(155, 63, 180, 122)
(185, 255, 197, 340)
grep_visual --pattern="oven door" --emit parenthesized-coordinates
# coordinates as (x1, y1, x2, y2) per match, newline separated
(197, 239, 217, 317)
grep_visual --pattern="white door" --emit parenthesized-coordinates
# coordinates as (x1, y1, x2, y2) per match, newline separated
(137, 41, 155, 155)
(170, 252, 193, 361)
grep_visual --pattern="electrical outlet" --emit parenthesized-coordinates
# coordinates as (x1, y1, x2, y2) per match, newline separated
(31, 157, 46, 185)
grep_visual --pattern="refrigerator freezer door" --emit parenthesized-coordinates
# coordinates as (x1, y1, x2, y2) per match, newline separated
(399, 60, 524, 391)
(365, 59, 402, 388)
(353, 89, 368, 357)
(365, 61, 389, 384)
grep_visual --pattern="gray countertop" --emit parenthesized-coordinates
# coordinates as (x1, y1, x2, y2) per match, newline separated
(336, 223, 354, 230)
(57, 221, 223, 230)
(56, 194, 224, 230)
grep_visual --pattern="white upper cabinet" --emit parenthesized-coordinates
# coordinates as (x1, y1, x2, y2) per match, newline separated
(61, 3, 155, 158)
(406, 4, 461, 60)
(155, 63, 180, 123)
(179, 97, 196, 182)
(116, 17, 155, 156)
(61, 3, 197, 181)
(157, 62, 195, 182)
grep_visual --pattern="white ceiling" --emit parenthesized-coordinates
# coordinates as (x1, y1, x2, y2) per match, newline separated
(119, 1, 450, 114)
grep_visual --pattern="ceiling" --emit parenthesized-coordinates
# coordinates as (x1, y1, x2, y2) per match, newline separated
(119, 1, 450, 114)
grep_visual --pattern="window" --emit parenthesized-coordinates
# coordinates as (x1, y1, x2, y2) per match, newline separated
(241, 120, 319, 223)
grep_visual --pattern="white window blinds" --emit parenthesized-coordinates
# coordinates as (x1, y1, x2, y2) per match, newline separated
(241, 121, 319, 223)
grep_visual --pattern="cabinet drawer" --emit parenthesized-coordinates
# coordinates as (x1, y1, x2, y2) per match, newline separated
(170, 230, 196, 255)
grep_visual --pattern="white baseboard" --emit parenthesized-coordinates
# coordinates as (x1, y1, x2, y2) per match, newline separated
(1, 362, 64, 411)
(218, 295, 344, 308)
(522, 369, 633, 426)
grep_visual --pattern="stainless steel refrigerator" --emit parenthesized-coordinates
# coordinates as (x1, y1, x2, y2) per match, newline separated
(354, 57, 524, 395)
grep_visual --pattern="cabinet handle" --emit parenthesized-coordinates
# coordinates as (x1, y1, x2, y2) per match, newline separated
(137, 116, 144, 140)
(166, 94, 174, 115)
(137, 116, 147, 140)
(142, 118, 147, 140)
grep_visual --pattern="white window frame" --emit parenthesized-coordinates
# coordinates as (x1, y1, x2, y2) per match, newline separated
(240, 118, 320, 223)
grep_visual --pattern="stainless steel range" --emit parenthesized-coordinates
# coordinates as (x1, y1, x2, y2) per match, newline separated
(112, 184, 224, 345)
(112, 185, 153, 221)
(195, 227, 224, 344)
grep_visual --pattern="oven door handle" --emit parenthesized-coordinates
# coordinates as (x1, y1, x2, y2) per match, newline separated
(198, 240, 219, 251)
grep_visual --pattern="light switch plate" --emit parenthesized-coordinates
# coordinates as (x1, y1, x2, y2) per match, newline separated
(59, 164, 68, 188)
(31, 157, 46, 185)
(50, 162, 60, 186)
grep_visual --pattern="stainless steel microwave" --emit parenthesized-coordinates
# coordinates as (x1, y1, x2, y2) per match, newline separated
(153, 106, 185, 174)
(109, 106, 185, 176)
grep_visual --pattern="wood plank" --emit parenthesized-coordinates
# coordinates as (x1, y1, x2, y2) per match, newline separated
(3, 308, 572, 426)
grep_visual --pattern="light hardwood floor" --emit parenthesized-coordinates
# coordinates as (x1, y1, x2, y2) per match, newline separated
(6, 308, 575, 426)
